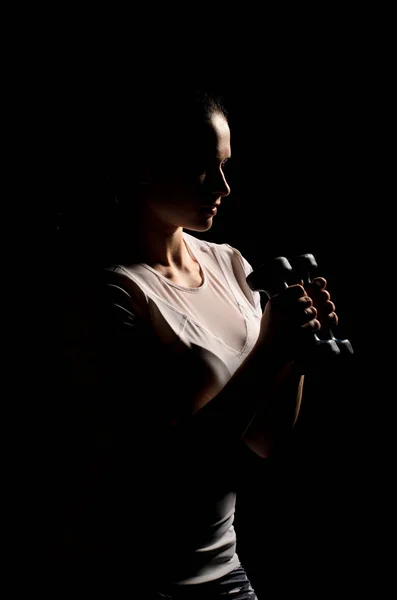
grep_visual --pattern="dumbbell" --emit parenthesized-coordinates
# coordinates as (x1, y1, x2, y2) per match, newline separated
(288, 253, 353, 355)
(246, 256, 340, 358)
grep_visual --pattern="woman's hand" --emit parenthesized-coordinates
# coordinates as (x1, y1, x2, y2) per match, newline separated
(257, 283, 321, 363)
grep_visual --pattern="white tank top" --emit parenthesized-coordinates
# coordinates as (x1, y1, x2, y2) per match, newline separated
(105, 231, 262, 585)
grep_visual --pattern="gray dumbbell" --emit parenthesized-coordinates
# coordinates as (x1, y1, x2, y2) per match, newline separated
(246, 256, 340, 357)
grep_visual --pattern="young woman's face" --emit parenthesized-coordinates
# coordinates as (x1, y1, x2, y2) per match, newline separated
(142, 112, 232, 232)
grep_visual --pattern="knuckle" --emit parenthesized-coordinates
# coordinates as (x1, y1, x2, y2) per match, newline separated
(313, 276, 327, 288)
(289, 284, 305, 296)
(325, 301, 336, 313)
(329, 312, 339, 326)
(320, 290, 331, 301)
(308, 318, 321, 331)
(312, 319, 321, 331)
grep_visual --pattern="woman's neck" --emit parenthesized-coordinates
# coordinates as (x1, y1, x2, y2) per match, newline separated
(141, 227, 188, 270)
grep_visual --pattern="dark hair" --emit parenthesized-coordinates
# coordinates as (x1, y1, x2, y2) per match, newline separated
(190, 92, 228, 121)
(105, 92, 228, 198)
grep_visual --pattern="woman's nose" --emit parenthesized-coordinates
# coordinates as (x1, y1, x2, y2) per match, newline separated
(214, 169, 231, 197)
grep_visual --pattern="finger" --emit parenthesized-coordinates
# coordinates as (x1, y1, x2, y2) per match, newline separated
(301, 317, 321, 332)
(279, 298, 318, 330)
(302, 305, 318, 325)
(314, 289, 331, 302)
(311, 277, 327, 290)
(286, 284, 306, 298)
(271, 284, 306, 309)
(307, 278, 327, 300)
(308, 288, 332, 313)
(320, 299, 336, 315)
(297, 295, 313, 308)
(316, 300, 337, 327)
(325, 311, 339, 328)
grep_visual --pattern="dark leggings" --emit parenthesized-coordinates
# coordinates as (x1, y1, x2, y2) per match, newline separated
(150, 565, 258, 599)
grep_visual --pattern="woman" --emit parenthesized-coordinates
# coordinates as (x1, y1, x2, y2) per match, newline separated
(60, 92, 338, 598)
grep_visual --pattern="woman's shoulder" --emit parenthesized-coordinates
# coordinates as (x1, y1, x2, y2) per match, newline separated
(104, 264, 148, 292)
(101, 264, 151, 322)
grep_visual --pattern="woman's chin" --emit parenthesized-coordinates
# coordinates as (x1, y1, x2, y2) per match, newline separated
(185, 221, 214, 233)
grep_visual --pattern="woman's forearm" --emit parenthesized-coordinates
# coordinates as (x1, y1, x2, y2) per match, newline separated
(242, 364, 304, 458)
(169, 341, 289, 463)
